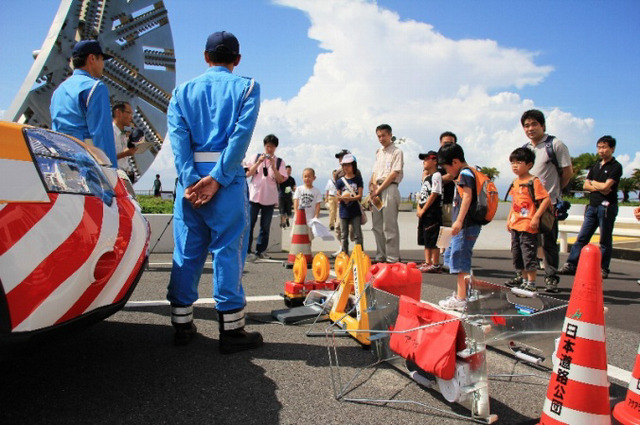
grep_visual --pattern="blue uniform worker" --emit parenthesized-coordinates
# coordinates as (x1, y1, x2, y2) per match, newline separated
(50, 40, 117, 167)
(167, 31, 262, 353)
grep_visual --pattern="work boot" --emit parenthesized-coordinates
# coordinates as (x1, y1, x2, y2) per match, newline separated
(504, 271, 523, 288)
(171, 304, 197, 346)
(218, 307, 263, 355)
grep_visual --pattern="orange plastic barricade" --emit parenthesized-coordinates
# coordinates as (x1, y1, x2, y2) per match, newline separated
(389, 296, 465, 380)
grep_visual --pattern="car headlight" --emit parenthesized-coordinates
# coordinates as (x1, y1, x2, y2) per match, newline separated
(25, 127, 115, 206)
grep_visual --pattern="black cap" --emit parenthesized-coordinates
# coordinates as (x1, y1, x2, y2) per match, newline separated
(205, 31, 239, 55)
(335, 149, 350, 159)
(72, 40, 113, 60)
(418, 150, 438, 160)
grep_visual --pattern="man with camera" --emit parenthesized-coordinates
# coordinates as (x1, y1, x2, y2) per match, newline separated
(112, 101, 138, 183)
(245, 134, 288, 261)
(520, 109, 573, 293)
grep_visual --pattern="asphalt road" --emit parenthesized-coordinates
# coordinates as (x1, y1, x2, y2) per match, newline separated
(1, 247, 637, 425)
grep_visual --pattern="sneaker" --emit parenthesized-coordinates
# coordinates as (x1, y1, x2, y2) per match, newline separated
(246, 253, 258, 262)
(519, 281, 538, 293)
(256, 252, 270, 260)
(425, 264, 443, 274)
(544, 275, 560, 293)
(417, 262, 432, 272)
(601, 268, 609, 279)
(504, 272, 524, 288)
(438, 293, 466, 312)
(558, 263, 576, 275)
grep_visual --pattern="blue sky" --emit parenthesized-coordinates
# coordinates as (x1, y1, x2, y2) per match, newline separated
(1, 0, 639, 195)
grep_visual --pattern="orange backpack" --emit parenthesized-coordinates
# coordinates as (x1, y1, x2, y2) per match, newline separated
(456, 167, 499, 225)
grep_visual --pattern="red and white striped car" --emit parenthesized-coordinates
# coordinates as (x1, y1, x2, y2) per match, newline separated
(0, 122, 150, 351)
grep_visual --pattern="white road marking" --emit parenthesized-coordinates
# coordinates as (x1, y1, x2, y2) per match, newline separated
(131, 268, 633, 384)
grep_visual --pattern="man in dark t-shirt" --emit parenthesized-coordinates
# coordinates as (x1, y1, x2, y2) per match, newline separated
(558, 135, 622, 278)
(279, 165, 296, 228)
(439, 131, 457, 227)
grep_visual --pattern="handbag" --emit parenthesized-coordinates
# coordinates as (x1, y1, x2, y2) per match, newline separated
(529, 177, 554, 233)
(539, 205, 555, 233)
(340, 177, 367, 225)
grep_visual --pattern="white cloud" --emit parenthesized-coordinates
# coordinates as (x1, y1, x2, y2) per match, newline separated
(139, 0, 602, 196)
(617, 152, 640, 178)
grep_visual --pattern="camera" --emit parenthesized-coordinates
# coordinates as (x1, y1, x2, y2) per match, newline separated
(555, 200, 571, 221)
(264, 154, 272, 159)
(127, 128, 144, 148)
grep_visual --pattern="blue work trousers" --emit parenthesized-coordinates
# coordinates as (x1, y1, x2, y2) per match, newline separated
(167, 176, 249, 312)
(248, 202, 274, 254)
(566, 204, 618, 271)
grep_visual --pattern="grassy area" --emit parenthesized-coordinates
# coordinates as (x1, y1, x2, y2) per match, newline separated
(137, 195, 174, 214)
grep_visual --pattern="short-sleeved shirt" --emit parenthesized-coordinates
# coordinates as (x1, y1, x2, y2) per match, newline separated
(587, 158, 622, 207)
(293, 185, 323, 223)
(335, 174, 364, 219)
(372, 143, 404, 184)
(324, 178, 338, 196)
(452, 168, 478, 227)
(438, 166, 455, 205)
(507, 177, 549, 233)
(246, 154, 288, 206)
(525, 135, 571, 202)
(113, 123, 133, 173)
(418, 171, 443, 220)
(279, 176, 296, 197)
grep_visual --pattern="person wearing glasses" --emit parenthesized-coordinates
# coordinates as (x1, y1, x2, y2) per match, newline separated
(111, 101, 137, 182)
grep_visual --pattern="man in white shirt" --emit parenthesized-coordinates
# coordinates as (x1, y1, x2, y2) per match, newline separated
(112, 101, 137, 182)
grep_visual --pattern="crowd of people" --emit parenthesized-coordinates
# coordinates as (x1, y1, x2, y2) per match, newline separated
(255, 110, 626, 315)
(48, 35, 629, 354)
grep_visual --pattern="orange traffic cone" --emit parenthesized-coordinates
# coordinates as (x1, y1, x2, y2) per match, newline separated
(612, 342, 640, 424)
(286, 208, 312, 267)
(538, 244, 611, 425)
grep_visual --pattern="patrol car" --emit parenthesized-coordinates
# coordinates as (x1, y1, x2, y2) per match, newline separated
(0, 122, 150, 353)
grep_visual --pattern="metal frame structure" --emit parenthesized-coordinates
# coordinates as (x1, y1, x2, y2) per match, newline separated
(320, 273, 569, 422)
(4, 0, 175, 180)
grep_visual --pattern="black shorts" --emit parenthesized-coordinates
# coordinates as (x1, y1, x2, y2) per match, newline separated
(418, 219, 440, 249)
(510, 230, 538, 271)
(279, 194, 293, 216)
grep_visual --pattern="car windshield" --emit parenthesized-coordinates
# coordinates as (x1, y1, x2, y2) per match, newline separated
(25, 128, 114, 206)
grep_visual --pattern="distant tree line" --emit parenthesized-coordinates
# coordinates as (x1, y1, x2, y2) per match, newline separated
(477, 156, 640, 202)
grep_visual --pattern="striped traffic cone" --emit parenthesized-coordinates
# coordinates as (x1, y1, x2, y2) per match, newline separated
(285, 208, 312, 268)
(612, 342, 640, 424)
(538, 244, 611, 425)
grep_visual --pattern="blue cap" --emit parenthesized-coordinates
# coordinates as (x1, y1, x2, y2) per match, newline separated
(72, 40, 113, 60)
(205, 31, 239, 55)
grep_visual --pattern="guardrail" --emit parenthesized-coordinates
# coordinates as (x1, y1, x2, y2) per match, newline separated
(558, 215, 640, 253)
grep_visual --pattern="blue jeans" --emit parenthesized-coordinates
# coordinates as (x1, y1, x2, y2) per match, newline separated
(248, 202, 274, 254)
(444, 224, 481, 274)
(566, 204, 618, 271)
